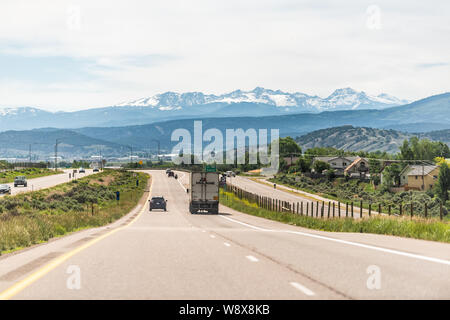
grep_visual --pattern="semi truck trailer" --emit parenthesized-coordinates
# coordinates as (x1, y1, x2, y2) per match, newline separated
(189, 172, 219, 214)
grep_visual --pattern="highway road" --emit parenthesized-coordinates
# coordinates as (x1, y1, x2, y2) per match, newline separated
(1, 169, 95, 197)
(0, 170, 448, 299)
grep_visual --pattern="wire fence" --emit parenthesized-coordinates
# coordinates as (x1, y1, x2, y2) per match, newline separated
(222, 183, 445, 221)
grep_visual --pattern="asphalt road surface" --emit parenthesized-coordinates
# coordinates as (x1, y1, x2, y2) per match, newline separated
(1, 169, 95, 197)
(0, 170, 448, 299)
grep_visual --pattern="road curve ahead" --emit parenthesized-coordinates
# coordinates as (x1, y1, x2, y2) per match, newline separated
(0, 170, 449, 299)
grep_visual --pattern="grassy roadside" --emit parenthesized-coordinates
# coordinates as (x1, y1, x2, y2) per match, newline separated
(220, 189, 450, 243)
(0, 170, 149, 255)
(0, 168, 63, 184)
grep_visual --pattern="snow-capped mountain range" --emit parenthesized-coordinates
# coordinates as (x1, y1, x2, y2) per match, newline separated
(0, 87, 411, 131)
(116, 87, 409, 112)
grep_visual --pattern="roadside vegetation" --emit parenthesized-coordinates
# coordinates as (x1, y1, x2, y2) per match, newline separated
(0, 168, 62, 184)
(0, 169, 148, 254)
(269, 137, 450, 219)
(220, 189, 450, 243)
(269, 174, 448, 219)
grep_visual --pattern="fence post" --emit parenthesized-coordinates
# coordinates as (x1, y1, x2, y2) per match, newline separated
(388, 204, 391, 216)
(333, 202, 335, 218)
(410, 203, 413, 219)
(301, 202, 303, 215)
(369, 203, 372, 217)
(321, 201, 324, 218)
(338, 201, 341, 218)
(328, 201, 331, 218)
(306, 202, 309, 216)
(297, 202, 299, 215)
(346, 203, 348, 217)
(424, 203, 428, 218)
(440, 202, 443, 221)
(399, 203, 402, 216)
(351, 202, 354, 218)
(316, 201, 319, 217)
(360, 200, 363, 218)
(311, 202, 314, 217)
(378, 203, 382, 216)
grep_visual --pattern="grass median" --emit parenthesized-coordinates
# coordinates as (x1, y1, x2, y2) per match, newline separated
(0, 168, 63, 184)
(220, 189, 450, 243)
(0, 169, 149, 255)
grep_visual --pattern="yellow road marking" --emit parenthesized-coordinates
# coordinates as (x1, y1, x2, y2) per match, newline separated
(0, 173, 153, 300)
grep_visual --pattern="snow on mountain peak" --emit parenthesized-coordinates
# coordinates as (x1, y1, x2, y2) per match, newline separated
(116, 87, 408, 112)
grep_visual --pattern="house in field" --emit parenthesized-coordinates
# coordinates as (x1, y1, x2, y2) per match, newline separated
(312, 156, 362, 175)
(399, 165, 440, 191)
(344, 157, 370, 178)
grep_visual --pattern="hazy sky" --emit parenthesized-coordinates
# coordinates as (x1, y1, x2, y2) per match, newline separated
(0, 0, 449, 111)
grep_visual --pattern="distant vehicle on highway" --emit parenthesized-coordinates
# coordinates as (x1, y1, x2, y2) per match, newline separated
(0, 184, 11, 194)
(79, 168, 86, 173)
(219, 175, 227, 186)
(167, 171, 174, 177)
(14, 176, 27, 187)
(189, 172, 219, 214)
(225, 171, 236, 177)
(93, 167, 99, 172)
(149, 196, 167, 211)
(166, 169, 172, 174)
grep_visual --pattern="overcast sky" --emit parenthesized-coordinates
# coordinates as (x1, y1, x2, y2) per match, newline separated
(0, 0, 449, 111)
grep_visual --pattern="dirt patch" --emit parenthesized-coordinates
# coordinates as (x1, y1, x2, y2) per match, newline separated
(88, 176, 115, 186)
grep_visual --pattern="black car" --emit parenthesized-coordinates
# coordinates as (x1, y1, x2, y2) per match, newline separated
(167, 171, 174, 177)
(14, 176, 27, 187)
(0, 184, 11, 195)
(149, 196, 167, 211)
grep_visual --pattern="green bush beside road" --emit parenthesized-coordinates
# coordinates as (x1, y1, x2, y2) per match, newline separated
(220, 189, 450, 243)
(0, 170, 149, 254)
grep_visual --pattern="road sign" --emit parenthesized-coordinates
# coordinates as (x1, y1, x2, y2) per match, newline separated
(205, 165, 216, 172)
(116, 191, 120, 201)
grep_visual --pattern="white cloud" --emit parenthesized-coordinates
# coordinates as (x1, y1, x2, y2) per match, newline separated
(0, 0, 449, 111)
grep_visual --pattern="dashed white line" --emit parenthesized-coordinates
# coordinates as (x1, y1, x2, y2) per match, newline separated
(290, 282, 315, 296)
(246, 255, 259, 262)
(224, 242, 231, 247)
(210, 235, 216, 239)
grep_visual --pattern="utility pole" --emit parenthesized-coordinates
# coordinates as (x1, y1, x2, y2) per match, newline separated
(129, 145, 133, 167)
(54, 139, 60, 171)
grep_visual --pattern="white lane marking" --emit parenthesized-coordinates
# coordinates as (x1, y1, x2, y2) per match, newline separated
(290, 282, 315, 296)
(246, 255, 259, 262)
(210, 235, 216, 239)
(220, 215, 271, 232)
(202, 230, 206, 233)
(175, 172, 187, 192)
(224, 242, 231, 247)
(220, 215, 450, 266)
